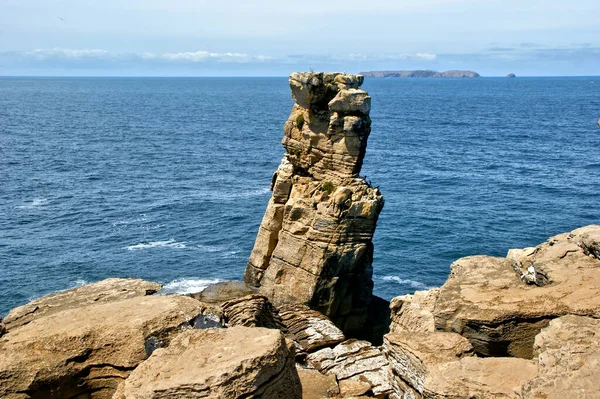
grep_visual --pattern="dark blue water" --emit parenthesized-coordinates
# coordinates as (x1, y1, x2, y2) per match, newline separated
(1, 76, 599, 317)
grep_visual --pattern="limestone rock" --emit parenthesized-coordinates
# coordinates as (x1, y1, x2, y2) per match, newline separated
(4, 278, 162, 330)
(114, 327, 302, 399)
(279, 303, 345, 354)
(221, 294, 285, 330)
(384, 331, 536, 399)
(307, 339, 393, 397)
(0, 317, 6, 337)
(423, 357, 537, 398)
(0, 295, 204, 399)
(245, 72, 383, 337)
(433, 225, 600, 358)
(188, 280, 255, 304)
(297, 367, 340, 399)
(522, 315, 600, 399)
(384, 332, 474, 395)
(389, 289, 438, 334)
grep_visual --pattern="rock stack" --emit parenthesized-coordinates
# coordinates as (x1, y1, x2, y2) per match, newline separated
(244, 72, 384, 335)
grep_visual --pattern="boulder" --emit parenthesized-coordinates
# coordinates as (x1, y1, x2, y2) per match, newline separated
(522, 315, 600, 399)
(433, 225, 600, 358)
(0, 295, 204, 399)
(383, 332, 474, 394)
(113, 327, 302, 399)
(307, 339, 393, 398)
(389, 289, 438, 334)
(3, 278, 162, 330)
(279, 303, 345, 354)
(221, 294, 285, 330)
(245, 72, 383, 337)
(384, 331, 536, 399)
(296, 367, 340, 399)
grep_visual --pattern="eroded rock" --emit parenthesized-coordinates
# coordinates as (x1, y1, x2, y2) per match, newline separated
(4, 278, 162, 330)
(221, 294, 285, 330)
(389, 289, 438, 334)
(522, 315, 600, 399)
(245, 72, 383, 337)
(0, 295, 203, 399)
(279, 303, 345, 354)
(113, 327, 302, 399)
(307, 339, 393, 398)
(384, 331, 536, 399)
(433, 225, 600, 358)
(297, 367, 340, 399)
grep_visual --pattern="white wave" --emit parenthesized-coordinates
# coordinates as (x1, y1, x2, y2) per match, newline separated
(17, 198, 49, 209)
(161, 278, 222, 295)
(74, 279, 88, 287)
(381, 275, 429, 289)
(196, 244, 227, 253)
(111, 214, 147, 227)
(126, 239, 186, 250)
(194, 187, 270, 201)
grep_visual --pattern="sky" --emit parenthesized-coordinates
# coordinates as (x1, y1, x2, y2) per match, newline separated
(0, 0, 599, 76)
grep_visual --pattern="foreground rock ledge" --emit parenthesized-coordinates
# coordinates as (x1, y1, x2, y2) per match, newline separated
(114, 327, 301, 399)
(0, 294, 203, 399)
(244, 72, 384, 337)
(4, 278, 162, 330)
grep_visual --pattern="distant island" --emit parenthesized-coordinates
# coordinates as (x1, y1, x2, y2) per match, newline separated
(507, 73, 516, 78)
(360, 70, 480, 78)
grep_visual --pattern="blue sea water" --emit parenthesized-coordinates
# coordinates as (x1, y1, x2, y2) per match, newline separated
(1, 76, 599, 317)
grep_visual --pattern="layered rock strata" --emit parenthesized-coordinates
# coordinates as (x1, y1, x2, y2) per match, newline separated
(4, 278, 162, 330)
(113, 327, 301, 399)
(245, 72, 384, 335)
(307, 339, 393, 398)
(0, 293, 204, 399)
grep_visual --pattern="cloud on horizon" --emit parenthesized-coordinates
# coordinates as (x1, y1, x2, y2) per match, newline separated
(0, 45, 598, 76)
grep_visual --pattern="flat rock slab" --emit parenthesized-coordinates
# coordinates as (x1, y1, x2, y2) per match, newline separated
(279, 303, 345, 354)
(307, 339, 393, 398)
(433, 225, 600, 358)
(114, 327, 302, 399)
(423, 357, 537, 399)
(4, 278, 162, 330)
(522, 315, 600, 399)
(0, 295, 203, 399)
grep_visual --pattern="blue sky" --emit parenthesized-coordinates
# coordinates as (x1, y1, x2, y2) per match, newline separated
(1, 0, 598, 76)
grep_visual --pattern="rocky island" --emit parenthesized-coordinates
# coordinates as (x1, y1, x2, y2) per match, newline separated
(360, 70, 480, 78)
(1, 72, 599, 399)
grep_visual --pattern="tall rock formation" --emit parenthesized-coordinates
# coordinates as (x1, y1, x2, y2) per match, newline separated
(245, 72, 383, 335)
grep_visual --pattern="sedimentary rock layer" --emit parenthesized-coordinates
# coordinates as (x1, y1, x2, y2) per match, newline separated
(244, 72, 383, 335)
(114, 327, 301, 399)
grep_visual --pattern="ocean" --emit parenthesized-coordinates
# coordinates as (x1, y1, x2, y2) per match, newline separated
(1, 76, 599, 317)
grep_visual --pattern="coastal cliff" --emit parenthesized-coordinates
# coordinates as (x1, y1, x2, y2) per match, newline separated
(360, 70, 480, 78)
(0, 73, 598, 399)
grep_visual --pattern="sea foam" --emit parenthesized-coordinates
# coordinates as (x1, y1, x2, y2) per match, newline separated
(381, 275, 430, 290)
(126, 239, 186, 250)
(161, 278, 222, 295)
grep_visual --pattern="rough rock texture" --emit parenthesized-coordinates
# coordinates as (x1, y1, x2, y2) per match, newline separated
(279, 303, 345, 355)
(0, 317, 6, 337)
(433, 225, 600, 358)
(3, 278, 162, 330)
(221, 294, 285, 330)
(244, 72, 384, 336)
(189, 281, 255, 304)
(384, 332, 474, 395)
(0, 295, 204, 399)
(113, 327, 301, 399)
(297, 367, 340, 399)
(384, 332, 536, 398)
(522, 315, 600, 399)
(389, 289, 439, 334)
(307, 339, 393, 398)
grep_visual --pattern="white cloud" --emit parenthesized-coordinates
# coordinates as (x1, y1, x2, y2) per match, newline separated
(27, 48, 111, 60)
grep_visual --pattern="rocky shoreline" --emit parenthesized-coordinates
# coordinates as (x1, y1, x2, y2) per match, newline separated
(1, 73, 598, 398)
